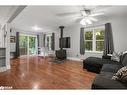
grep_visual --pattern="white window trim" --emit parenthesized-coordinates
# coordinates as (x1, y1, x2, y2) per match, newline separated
(84, 26, 104, 53)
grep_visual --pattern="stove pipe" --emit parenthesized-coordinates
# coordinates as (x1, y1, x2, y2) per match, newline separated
(59, 26, 64, 50)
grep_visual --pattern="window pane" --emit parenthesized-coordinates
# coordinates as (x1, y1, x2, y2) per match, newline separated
(95, 29, 104, 40)
(85, 41, 92, 51)
(85, 31, 93, 40)
(19, 35, 28, 55)
(96, 41, 104, 51)
(29, 37, 36, 55)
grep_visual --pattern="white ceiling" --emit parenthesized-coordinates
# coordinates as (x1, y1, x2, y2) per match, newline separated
(11, 5, 127, 33)
(0, 6, 19, 27)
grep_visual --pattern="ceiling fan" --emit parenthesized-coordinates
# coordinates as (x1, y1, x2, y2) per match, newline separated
(79, 9, 104, 25)
(56, 7, 104, 25)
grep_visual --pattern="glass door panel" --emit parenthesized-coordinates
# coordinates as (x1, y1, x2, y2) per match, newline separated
(29, 36, 36, 55)
(19, 34, 37, 56)
(19, 35, 28, 56)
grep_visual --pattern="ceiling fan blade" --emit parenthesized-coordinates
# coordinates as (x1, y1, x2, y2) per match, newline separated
(89, 12, 104, 17)
(81, 10, 87, 16)
(56, 12, 79, 17)
(88, 17, 98, 22)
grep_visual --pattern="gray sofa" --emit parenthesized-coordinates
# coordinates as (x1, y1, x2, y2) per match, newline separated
(83, 53, 127, 89)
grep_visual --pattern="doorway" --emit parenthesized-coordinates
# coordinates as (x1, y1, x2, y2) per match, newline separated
(19, 34, 37, 56)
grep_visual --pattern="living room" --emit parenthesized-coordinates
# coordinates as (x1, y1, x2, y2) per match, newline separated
(1, 2, 127, 93)
(10, 6, 127, 60)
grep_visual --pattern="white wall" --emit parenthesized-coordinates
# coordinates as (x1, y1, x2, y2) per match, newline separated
(62, 15, 127, 60)
(55, 29, 60, 50)
(109, 16, 127, 52)
(63, 25, 80, 58)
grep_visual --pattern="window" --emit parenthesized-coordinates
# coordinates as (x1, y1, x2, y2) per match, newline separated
(95, 29, 104, 51)
(85, 31, 93, 51)
(84, 27, 105, 52)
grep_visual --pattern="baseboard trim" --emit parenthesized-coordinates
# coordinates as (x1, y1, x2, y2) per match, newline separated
(0, 67, 7, 72)
(67, 57, 82, 61)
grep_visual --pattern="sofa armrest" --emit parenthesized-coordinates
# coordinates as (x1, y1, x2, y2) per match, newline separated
(92, 75, 127, 89)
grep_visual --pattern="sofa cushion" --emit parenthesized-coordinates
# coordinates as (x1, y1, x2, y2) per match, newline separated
(112, 66, 127, 83)
(100, 71, 114, 79)
(121, 53, 127, 66)
(122, 76, 127, 85)
(101, 64, 123, 73)
(92, 75, 127, 89)
(101, 58, 120, 65)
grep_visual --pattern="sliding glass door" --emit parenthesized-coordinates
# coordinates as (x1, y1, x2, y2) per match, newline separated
(29, 36, 36, 55)
(19, 35, 28, 55)
(19, 34, 37, 56)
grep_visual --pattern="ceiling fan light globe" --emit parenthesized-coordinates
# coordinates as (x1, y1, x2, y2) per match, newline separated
(32, 26, 41, 31)
(85, 19, 92, 24)
(80, 19, 86, 25)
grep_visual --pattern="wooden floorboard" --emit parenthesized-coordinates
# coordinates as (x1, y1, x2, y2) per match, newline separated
(0, 56, 96, 89)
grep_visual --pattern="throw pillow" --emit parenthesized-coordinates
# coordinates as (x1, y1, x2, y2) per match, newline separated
(112, 66, 127, 83)
(111, 51, 121, 62)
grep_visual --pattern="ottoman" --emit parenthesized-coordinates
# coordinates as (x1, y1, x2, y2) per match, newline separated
(83, 57, 103, 73)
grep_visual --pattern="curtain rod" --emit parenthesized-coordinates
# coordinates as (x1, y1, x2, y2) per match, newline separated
(82, 23, 105, 29)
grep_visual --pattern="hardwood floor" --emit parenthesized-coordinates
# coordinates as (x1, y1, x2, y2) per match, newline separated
(0, 56, 96, 89)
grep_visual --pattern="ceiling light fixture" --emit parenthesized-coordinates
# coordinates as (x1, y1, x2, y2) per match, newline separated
(80, 18, 86, 25)
(79, 9, 104, 26)
(85, 18, 92, 24)
(80, 17, 93, 25)
(32, 26, 41, 31)
(80, 17, 98, 25)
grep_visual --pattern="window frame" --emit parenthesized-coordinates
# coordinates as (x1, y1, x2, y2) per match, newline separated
(84, 26, 105, 53)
